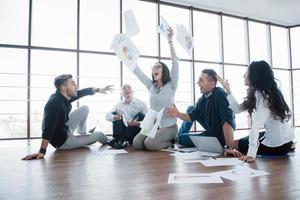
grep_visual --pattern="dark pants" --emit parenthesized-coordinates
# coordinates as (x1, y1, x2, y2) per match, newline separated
(112, 112, 145, 144)
(238, 131, 293, 156)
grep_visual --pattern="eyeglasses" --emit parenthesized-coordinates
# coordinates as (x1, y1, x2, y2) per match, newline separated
(152, 64, 162, 70)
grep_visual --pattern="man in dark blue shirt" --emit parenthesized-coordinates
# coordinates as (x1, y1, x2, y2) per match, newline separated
(167, 69, 238, 154)
(22, 74, 113, 160)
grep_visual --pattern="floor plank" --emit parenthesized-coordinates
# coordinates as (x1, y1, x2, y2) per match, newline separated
(0, 137, 299, 200)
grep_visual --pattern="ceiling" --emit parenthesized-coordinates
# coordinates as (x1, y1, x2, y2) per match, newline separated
(162, 0, 300, 26)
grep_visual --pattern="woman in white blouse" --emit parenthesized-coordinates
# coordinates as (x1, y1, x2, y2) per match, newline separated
(217, 60, 294, 162)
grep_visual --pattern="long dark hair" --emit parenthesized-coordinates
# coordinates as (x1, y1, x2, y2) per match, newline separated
(242, 61, 291, 122)
(152, 62, 171, 85)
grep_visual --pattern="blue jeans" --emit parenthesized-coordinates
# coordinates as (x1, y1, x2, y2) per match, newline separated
(177, 105, 202, 147)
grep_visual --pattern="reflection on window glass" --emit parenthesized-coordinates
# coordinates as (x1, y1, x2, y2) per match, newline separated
(80, 0, 119, 52)
(160, 5, 190, 59)
(0, 48, 27, 138)
(193, 12, 221, 62)
(249, 22, 269, 63)
(293, 70, 300, 125)
(32, 0, 77, 48)
(0, 114, 27, 138)
(0, 102, 27, 138)
(224, 65, 249, 129)
(0, 48, 27, 74)
(31, 50, 76, 88)
(291, 27, 300, 68)
(123, 0, 158, 56)
(0, 0, 29, 45)
(273, 69, 291, 110)
(223, 16, 247, 64)
(271, 26, 289, 68)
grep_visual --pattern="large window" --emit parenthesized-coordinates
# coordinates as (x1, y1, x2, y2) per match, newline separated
(223, 16, 247, 64)
(293, 70, 300, 126)
(0, 0, 29, 45)
(0, 0, 298, 139)
(224, 65, 249, 129)
(271, 26, 289, 69)
(80, 0, 120, 52)
(0, 48, 28, 138)
(291, 27, 300, 68)
(123, 0, 158, 56)
(31, 0, 77, 49)
(249, 22, 269, 63)
(193, 12, 221, 62)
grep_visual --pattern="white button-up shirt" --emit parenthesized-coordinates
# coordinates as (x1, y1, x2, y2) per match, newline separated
(227, 91, 294, 157)
(105, 97, 148, 123)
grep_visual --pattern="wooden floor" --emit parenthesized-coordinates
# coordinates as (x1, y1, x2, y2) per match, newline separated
(0, 135, 299, 200)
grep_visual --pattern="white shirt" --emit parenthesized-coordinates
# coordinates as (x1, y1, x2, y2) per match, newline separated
(105, 97, 148, 123)
(227, 91, 294, 157)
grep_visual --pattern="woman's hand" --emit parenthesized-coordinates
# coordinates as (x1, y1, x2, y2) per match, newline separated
(166, 104, 179, 117)
(216, 75, 231, 94)
(239, 156, 256, 163)
(224, 148, 243, 157)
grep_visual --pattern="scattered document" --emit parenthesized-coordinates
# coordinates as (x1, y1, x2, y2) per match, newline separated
(170, 151, 220, 161)
(200, 157, 244, 167)
(157, 16, 172, 38)
(170, 151, 206, 160)
(113, 34, 140, 72)
(168, 173, 223, 184)
(176, 24, 194, 56)
(140, 108, 164, 138)
(176, 147, 198, 153)
(214, 165, 270, 181)
(124, 9, 140, 37)
(95, 149, 128, 155)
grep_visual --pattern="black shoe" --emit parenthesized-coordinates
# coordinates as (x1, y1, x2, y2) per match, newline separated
(108, 138, 118, 148)
(113, 140, 129, 149)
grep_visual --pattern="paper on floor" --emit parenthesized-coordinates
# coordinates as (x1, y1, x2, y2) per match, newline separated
(95, 149, 128, 155)
(199, 157, 244, 167)
(168, 173, 223, 184)
(214, 165, 270, 181)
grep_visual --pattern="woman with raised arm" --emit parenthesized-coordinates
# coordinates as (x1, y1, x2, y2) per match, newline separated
(132, 28, 179, 151)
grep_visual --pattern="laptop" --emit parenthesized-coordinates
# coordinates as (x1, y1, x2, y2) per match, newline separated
(189, 135, 224, 154)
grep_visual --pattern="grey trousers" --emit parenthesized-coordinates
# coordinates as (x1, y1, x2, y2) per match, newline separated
(58, 106, 108, 150)
(133, 124, 178, 151)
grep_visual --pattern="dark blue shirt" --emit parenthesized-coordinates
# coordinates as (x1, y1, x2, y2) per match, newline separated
(188, 87, 235, 146)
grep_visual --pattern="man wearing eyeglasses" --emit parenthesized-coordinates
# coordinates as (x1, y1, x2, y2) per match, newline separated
(22, 74, 113, 160)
